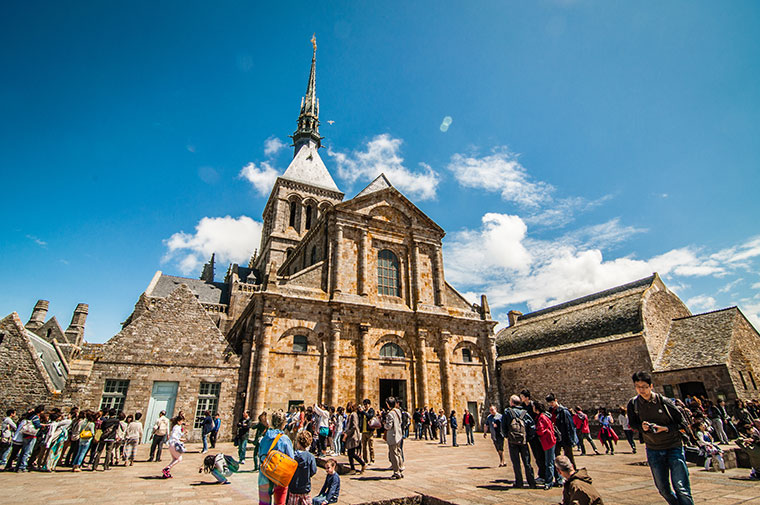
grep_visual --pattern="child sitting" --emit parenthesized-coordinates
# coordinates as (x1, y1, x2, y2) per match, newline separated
(288, 431, 318, 505)
(694, 422, 725, 473)
(199, 453, 238, 484)
(312, 458, 340, 505)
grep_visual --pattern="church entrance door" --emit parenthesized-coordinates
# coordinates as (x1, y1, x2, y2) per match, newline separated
(678, 381, 707, 400)
(143, 381, 178, 443)
(379, 379, 406, 409)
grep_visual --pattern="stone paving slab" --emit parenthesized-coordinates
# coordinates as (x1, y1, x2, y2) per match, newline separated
(1, 438, 759, 504)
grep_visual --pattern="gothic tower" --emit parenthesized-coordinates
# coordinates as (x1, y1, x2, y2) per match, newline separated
(256, 36, 344, 273)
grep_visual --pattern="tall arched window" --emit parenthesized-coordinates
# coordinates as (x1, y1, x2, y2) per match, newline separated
(289, 200, 297, 228)
(379, 342, 405, 358)
(304, 204, 313, 230)
(310, 246, 318, 265)
(377, 249, 400, 296)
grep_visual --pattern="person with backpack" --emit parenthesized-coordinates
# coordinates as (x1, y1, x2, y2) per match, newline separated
(501, 394, 537, 489)
(200, 452, 239, 484)
(521, 389, 546, 482)
(627, 371, 693, 505)
(574, 407, 601, 455)
(547, 394, 578, 468)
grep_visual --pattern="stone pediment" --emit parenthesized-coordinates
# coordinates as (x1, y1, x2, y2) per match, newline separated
(340, 184, 444, 236)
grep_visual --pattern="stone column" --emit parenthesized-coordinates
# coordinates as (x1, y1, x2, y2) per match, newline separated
(326, 318, 341, 406)
(410, 240, 421, 309)
(438, 331, 453, 414)
(358, 229, 369, 297)
(432, 246, 445, 306)
(416, 330, 429, 408)
(482, 331, 501, 409)
(331, 224, 344, 297)
(251, 313, 274, 416)
(357, 323, 370, 402)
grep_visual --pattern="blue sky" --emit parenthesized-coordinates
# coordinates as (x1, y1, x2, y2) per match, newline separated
(2, 1, 759, 342)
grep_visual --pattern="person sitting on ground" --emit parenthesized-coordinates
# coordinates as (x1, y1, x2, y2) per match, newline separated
(736, 423, 760, 480)
(312, 458, 340, 505)
(289, 430, 318, 505)
(555, 455, 604, 505)
(694, 421, 725, 473)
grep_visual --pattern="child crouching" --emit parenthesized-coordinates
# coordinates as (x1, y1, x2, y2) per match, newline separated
(288, 430, 318, 505)
(200, 453, 238, 484)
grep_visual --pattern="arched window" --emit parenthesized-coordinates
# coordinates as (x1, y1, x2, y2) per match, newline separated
(310, 246, 318, 265)
(304, 204, 313, 230)
(289, 201, 297, 228)
(462, 348, 473, 363)
(293, 335, 308, 353)
(379, 342, 405, 359)
(377, 249, 400, 297)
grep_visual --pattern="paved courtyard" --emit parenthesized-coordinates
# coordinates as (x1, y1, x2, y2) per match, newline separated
(2, 437, 760, 505)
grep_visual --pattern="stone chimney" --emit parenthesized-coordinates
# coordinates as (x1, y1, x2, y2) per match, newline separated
(480, 294, 491, 320)
(507, 310, 522, 327)
(26, 300, 49, 331)
(64, 303, 88, 347)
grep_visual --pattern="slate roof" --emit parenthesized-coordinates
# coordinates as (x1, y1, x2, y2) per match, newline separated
(655, 307, 739, 372)
(281, 144, 340, 192)
(28, 330, 67, 391)
(497, 275, 656, 356)
(149, 274, 229, 305)
(354, 173, 393, 199)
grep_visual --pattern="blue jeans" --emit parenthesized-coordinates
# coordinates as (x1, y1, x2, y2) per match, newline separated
(18, 437, 37, 470)
(238, 437, 248, 463)
(646, 447, 694, 505)
(74, 439, 92, 466)
(0, 442, 11, 467)
(313, 496, 328, 505)
(202, 432, 210, 452)
(544, 445, 561, 485)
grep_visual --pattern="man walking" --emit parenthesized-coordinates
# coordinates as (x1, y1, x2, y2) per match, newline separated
(627, 371, 693, 505)
(502, 395, 537, 489)
(148, 410, 169, 462)
(521, 389, 546, 481)
(547, 394, 578, 467)
(384, 397, 404, 479)
(360, 399, 376, 465)
(210, 412, 221, 449)
(483, 405, 506, 467)
(463, 409, 476, 446)
(201, 410, 214, 453)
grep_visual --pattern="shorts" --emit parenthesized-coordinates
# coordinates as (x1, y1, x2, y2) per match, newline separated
(492, 437, 504, 452)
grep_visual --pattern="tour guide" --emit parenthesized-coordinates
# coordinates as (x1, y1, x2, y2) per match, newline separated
(627, 371, 693, 505)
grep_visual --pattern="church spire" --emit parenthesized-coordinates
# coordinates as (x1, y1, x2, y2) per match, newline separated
(291, 34, 322, 156)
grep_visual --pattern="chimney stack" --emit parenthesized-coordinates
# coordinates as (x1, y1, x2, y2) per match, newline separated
(64, 303, 88, 347)
(507, 310, 523, 327)
(26, 300, 50, 331)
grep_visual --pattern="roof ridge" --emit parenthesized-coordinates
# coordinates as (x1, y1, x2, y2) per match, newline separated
(672, 306, 738, 321)
(518, 274, 656, 322)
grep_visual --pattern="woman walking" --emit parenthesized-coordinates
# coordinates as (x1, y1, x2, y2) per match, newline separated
(162, 414, 186, 478)
(342, 402, 365, 474)
(449, 410, 458, 447)
(618, 406, 636, 453)
(73, 411, 95, 472)
(332, 407, 345, 455)
(123, 412, 143, 465)
(535, 401, 560, 490)
(258, 410, 294, 505)
(596, 408, 617, 455)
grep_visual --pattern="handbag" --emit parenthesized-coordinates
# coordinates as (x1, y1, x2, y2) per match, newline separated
(260, 433, 298, 487)
(319, 426, 330, 437)
(80, 429, 94, 440)
(368, 416, 382, 430)
(21, 421, 39, 437)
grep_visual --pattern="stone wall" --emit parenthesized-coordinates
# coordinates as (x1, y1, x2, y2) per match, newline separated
(498, 336, 653, 411)
(653, 365, 735, 403)
(641, 280, 691, 362)
(727, 310, 760, 400)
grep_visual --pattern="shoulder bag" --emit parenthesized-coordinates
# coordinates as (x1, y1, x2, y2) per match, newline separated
(261, 433, 298, 487)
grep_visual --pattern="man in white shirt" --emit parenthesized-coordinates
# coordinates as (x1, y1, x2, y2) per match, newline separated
(148, 410, 170, 462)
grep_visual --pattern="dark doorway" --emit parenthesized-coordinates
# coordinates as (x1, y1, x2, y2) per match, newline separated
(467, 401, 480, 430)
(678, 381, 707, 399)
(379, 379, 406, 409)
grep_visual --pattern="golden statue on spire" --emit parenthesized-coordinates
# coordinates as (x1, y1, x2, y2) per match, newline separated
(311, 33, 317, 53)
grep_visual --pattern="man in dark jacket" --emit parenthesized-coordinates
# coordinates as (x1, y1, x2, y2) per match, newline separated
(555, 455, 604, 505)
(547, 393, 578, 467)
(627, 371, 693, 505)
(502, 395, 537, 489)
(520, 389, 545, 481)
(201, 411, 214, 454)
(92, 408, 120, 470)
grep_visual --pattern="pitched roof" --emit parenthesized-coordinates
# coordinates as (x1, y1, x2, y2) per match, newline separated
(280, 143, 340, 192)
(28, 330, 67, 391)
(354, 173, 392, 199)
(148, 274, 229, 305)
(497, 275, 656, 356)
(655, 307, 739, 372)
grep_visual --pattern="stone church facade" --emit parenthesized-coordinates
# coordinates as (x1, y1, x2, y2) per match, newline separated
(0, 42, 498, 441)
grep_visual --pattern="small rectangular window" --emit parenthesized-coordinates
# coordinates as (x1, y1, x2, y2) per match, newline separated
(750, 371, 758, 390)
(100, 379, 129, 412)
(663, 384, 674, 398)
(462, 348, 473, 363)
(739, 371, 748, 390)
(293, 335, 308, 353)
(194, 382, 221, 429)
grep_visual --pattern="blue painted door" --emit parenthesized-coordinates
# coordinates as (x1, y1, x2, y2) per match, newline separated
(143, 381, 178, 443)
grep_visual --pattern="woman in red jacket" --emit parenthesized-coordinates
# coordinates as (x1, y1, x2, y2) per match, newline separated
(573, 407, 600, 456)
(535, 402, 561, 490)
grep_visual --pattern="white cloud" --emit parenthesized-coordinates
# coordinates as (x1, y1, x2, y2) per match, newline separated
(163, 215, 262, 275)
(686, 295, 718, 312)
(239, 161, 279, 196)
(711, 236, 760, 267)
(26, 234, 47, 247)
(449, 148, 552, 208)
(557, 218, 646, 251)
(264, 136, 287, 157)
(328, 134, 440, 200)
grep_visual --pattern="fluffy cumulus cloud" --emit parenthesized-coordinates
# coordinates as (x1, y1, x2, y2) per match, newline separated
(239, 161, 279, 196)
(444, 213, 758, 314)
(264, 136, 287, 156)
(328, 134, 439, 200)
(163, 215, 262, 275)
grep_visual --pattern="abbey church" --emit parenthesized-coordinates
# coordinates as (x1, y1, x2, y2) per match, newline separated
(0, 41, 498, 441)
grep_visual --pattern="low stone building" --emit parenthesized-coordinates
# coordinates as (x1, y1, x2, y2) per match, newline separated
(496, 274, 760, 410)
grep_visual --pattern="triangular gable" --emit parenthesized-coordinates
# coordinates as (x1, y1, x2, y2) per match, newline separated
(97, 284, 238, 367)
(0, 312, 60, 394)
(281, 144, 341, 192)
(354, 173, 392, 199)
(34, 316, 66, 344)
(339, 185, 444, 236)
